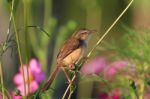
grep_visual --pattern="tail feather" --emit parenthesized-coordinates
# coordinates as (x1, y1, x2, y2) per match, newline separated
(41, 66, 60, 92)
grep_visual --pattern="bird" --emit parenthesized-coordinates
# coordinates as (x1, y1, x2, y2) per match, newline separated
(41, 29, 93, 92)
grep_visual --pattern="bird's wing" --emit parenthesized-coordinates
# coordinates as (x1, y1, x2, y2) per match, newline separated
(57, 38, 80, 61)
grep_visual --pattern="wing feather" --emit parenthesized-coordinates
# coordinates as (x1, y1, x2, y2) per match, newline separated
(57, 38, 80, 61)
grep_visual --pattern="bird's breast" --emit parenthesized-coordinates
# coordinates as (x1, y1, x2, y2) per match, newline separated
(63, 46, 85, 66)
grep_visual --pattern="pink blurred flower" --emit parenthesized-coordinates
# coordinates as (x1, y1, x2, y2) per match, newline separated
(98, 92, 109, 99)
(0, 94, 2, 99)
(111, 88, 121, 99)
(81, 57, 128, 77)
(12, 94, 22, 99)
(99, 88, 121, 99)
(13, 59, 45, 97)
(81, 57, 107, 75)
(104, 60, 128, 79)
(144, 93, 150, 99)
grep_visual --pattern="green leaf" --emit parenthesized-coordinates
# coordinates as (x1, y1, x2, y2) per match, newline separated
(79, 74, 108, 84)
(40, 89, 54, 99)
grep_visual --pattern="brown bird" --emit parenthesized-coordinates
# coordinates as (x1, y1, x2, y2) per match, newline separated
(41, 29, 93, 92)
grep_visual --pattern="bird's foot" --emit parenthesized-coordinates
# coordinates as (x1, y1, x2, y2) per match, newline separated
(69, 64, 76, 70)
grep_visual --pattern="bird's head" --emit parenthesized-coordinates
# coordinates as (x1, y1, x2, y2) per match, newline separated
(73, 29, 94, 40)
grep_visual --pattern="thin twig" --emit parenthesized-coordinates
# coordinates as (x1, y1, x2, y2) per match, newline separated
(62, 0, 134, 98)
(0, 1, 15, 99)
(27, 25, 50, 37)
(62, 76, 76, 99)
(11, 1, 27, 98)
(23, 0, 30, 96)
(0, 60, 5, 99)
(6, 0, 14, 42)
(87, 0, 134, 57)
(68, 89, 73, 99)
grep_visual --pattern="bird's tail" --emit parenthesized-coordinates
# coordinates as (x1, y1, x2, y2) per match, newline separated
(41, 66, 60, 92)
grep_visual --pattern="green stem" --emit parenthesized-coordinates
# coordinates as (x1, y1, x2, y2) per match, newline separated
(87, 0, 134, 57)
(138, 63, 148, 99)
(68, 89, 73, 99)
(11, 4, 27, 98)
(44, 0, 52, 27)
(23, 0, 30, 96)
(138, 77, 145, 99)
(62, 76, 76, 99)
(0, 0, 15, 98)
(0, 61, 5, 99)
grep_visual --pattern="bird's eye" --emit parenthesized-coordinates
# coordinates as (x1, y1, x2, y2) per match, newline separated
(80, 30, 89, 34)
(81, 32, 87, 34)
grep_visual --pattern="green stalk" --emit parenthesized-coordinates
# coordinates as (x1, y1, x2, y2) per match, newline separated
(23, 0, 30, 96)
(87, 0, 134, 57)
(138, 79, 145, 99)
(138, 63, 148, 99)
(44, 0, 52, 27)
(0, 0, 15, 98)
(11, 5, 27, 99)
(0, 61, 5, 99)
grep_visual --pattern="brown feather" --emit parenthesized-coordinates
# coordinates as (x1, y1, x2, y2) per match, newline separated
(57, 37, 80, 62)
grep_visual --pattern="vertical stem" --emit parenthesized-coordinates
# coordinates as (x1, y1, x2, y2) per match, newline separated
(138, 63, 148, 99)
(68, 90, 72, 99)
(23, 0, 30, 96)
(138, 79, 144, 99)
(6, 0, 14, 36)
(62, 76, 76, 99)
(12, 7, 27, 98)
(44, 0, 52, 27)
(0, 61, 5, 99)
(0, 1, 15, 98)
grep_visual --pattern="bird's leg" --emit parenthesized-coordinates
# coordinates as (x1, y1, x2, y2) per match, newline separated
(61, 67, 72, 84)
(69, 57, 76, 70)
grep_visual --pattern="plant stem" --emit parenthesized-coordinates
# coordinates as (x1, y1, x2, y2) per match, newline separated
(0, 0, 15, 98)
(87, 0, 134, 57)
(23, 0, 30, 96)
(62, 76, 76, 99)
(0, 61, 5, 99)
(138, 63, 148, 99)
(44, 0, 52, 27)
(6, 0, 14, 37)
(138, 79, 144, 99)
(11, 3, 27, 98)
(68, 90, 72, 99)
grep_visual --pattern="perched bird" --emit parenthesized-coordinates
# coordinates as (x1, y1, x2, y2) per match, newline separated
(41, 29, 93, 92)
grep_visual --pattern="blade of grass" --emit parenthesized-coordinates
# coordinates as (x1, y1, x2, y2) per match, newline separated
(23, 0, 30, 96)
(6, 0, 14, 42)
(27, 26, 50, 37)
(11, 0, 27, 97)
(43, 0, 52, 27)
(0, 0, 15, 98)
(0, 60, 5, 99)
(87, 0, 134, 57)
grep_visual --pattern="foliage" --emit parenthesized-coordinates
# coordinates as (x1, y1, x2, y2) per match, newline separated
(102, 27, 150, 99)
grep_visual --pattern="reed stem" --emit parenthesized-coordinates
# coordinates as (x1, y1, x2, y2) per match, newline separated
(0, 61, 5, 99)
(11, 4, 27, 98)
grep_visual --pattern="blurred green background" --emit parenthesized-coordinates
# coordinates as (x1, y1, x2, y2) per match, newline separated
(0, 0, 150, 98)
